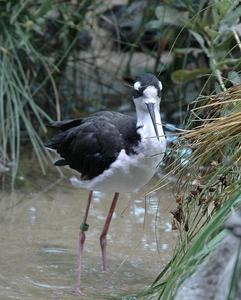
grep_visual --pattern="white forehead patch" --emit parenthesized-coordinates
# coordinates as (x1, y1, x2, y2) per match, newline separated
(159, 81, 163, 90)
(134, 81, 141, 90)
(143, 86, 158, 97)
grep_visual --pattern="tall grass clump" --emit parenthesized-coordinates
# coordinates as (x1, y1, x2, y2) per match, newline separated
(158, 84, 240, 298)
(0, 0, 96, 185)
(0, 28, 50, 183)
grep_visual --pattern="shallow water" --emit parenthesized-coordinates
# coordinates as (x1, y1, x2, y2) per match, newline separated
(0, 178, 176, 299)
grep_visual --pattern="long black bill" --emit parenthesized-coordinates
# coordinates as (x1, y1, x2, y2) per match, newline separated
(146, 103, 159, 141)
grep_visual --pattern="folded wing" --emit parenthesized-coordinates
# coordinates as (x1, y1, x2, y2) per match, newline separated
(45, 112, 140, 180)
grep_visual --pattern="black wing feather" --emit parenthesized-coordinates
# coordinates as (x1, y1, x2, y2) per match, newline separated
(48, 118, 83, 131)
(45, 112, 140, 179)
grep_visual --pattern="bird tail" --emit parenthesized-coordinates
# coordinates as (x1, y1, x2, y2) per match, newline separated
(44, 139, 58, 150)
(44, 135, 68, 167)
(44, 122, 78, 167)
(47, 118, 83, 131)
(44, 129, 68, 150)
(54, 159, 67, 166)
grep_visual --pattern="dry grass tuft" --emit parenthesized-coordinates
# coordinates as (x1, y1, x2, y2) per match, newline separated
(144, 86, 241, 300)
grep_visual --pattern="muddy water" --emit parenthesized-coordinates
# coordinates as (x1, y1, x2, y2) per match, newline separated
(0, 179, 176, 299)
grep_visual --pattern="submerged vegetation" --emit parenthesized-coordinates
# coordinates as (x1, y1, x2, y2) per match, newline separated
(1, 0, 241, 299)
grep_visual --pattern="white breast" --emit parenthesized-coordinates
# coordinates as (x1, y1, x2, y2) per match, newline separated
(70, 136, 166, 193)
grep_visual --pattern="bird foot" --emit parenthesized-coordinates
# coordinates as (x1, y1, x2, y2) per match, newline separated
(102, 266, 108, 272)
(73, 284, 84, 295)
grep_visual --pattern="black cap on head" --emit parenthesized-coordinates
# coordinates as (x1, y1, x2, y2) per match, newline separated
(133, 73, 161, 98)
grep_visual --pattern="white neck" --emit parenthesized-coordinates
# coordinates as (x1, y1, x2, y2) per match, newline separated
(134, 101, 164, 141)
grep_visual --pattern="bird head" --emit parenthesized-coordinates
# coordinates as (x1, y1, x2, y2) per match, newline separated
(132, 73, 162, 140)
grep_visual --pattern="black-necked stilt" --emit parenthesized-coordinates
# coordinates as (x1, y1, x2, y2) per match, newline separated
(45, 73, 166, 292)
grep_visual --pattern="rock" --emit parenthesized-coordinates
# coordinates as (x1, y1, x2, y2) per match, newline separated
(225, 210, 241, 238)
(98, 1, 158, 50)
(175, 212, 241, 300)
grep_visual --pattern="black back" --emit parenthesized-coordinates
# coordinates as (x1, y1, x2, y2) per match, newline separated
(45, 111, 141, 180)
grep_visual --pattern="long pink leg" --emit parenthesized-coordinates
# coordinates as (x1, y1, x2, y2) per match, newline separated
(75, 190, 93, 293)
(99, 192, 119, 271)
